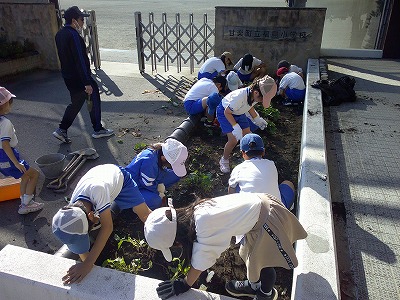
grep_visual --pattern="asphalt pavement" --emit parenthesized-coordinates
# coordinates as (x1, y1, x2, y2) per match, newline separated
(0, 60, 194, 254)
(325, 58, 400, 299)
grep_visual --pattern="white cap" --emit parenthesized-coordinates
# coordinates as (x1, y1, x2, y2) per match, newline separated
(0, 87, 16, 106)
(52, 207, 90, 254)
(144, 207, 177, 262)
(227, 71, 242, 91)
(162, 139, 188, 177)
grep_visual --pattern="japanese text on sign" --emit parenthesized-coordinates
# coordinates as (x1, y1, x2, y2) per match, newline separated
(223, 26, 312, 41)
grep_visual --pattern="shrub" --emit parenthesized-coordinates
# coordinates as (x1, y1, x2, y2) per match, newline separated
(0, 35, 37, 59)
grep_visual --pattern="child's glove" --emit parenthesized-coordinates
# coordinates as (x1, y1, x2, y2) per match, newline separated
(157, 183, 166, 198)
(156, 278, 191, 299)
(232, 123, 243, 141)
(253, 116, 268, 130)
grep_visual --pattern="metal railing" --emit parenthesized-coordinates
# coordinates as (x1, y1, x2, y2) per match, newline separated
(59, 9, 101, 69)
(135, 12, 215, 74)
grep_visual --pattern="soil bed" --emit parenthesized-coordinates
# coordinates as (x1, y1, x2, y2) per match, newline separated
(96, 101, 303, 299)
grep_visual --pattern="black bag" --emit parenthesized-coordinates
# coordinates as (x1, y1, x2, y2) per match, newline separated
(311, 76, 356, 106)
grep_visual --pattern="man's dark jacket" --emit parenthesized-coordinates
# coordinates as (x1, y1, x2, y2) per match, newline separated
(55, 25, 92, 93)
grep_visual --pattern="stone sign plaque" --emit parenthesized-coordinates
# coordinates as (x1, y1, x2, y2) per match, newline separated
(214, 7, 327, 73)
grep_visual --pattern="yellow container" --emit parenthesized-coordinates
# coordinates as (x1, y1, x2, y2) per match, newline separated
(0, 178, 21, 202)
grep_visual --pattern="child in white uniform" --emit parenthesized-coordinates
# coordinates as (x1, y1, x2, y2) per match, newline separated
(216, 76, 276, 173)
(52, 164, 152, 284)
(228, 133, 295, 209)
(0, 87, 43, 214)
(144, 193, 307, 300)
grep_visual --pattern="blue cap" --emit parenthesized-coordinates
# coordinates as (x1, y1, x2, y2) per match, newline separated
(240, 133, 265, 152)
(52, 207, 90, 254)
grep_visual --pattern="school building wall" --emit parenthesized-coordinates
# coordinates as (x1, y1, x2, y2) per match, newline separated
(214, 7, 326, 75)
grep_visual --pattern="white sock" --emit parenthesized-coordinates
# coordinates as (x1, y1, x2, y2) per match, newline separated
(22, 194, 34, 205)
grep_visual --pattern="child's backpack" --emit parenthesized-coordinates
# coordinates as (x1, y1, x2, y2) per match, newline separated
(311, 76, 356, 106)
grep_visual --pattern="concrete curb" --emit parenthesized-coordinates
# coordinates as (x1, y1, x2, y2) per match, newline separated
(291, 59, 340, 299)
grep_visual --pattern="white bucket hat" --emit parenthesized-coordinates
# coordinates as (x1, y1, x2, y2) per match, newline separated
(144, 207, 177, 262)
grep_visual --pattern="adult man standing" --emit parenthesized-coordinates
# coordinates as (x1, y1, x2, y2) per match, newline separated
(53, 6, 113, 143)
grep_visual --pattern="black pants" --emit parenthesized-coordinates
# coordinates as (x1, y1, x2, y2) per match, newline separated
(60, 77, 102, 132)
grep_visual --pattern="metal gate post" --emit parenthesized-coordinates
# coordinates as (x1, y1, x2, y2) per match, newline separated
(88, 10, 101, 69)
(176, 13, 182, 73)
(135, 12, 145, 73)
(162, 13, 168, 72)
(149, 13, 156, 73)
(189, 13, 194, 73)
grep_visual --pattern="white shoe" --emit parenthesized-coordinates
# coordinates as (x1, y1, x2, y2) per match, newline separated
(92, 128, 114, 139)
(219, 157, 230, 173)
(18, 200, 44, 215)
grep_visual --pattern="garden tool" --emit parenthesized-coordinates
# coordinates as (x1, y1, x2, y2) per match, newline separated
(47, 148, 98, 192)
(87, 93, 93, 112)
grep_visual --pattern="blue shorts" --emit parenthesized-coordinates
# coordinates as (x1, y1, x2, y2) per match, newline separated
(237, 72, 252, 83)
(184, 93, 222, 116)
(184, 99, 203, 115)
(216, 103, 250, 134)
(114, 167, 145, 210)
(0, 148, 29, 179)
(279, 183, 295, 209)
(286, 88, 306, 102)
(198, 71, 218, 80)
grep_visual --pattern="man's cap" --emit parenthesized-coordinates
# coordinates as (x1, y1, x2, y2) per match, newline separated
(277, 60, 290, 69)
(52, 207, 90, 254)
(258, 75, 277, 108)
(221, 51, 233, 62)
(144, 207, 177, 262)
(162, 139, 188, 177)
(63, 6, 90, 22)
(226, 71, 242, 91)
(277, 67, 289, 77)
(240, 133, 265, 152)
(0, 87, 16, 106)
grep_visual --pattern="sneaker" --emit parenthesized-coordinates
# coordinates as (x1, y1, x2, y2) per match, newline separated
(18, 200, 44, 215)
(225, 280, 257, 298)
(53, 128, 71, 144)
(254, 288, 278, 300)
(219, 157, 230, 173)
(92, 128, 114, 139)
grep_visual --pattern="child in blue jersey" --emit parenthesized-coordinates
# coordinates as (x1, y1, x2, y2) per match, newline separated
(52, 163, 152, 284)
(125, 139, 188, 210)
(0, 87, 43, 214)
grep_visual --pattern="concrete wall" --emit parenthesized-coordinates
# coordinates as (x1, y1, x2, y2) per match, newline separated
(0, 3, 60, 70)
(0, 244, 235, 300)
(214, 7, 326, 75)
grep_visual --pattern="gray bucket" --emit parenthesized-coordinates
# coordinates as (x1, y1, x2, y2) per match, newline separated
(35, 153, 65, 179)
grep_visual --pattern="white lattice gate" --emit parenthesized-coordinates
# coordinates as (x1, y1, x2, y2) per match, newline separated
(135, 12, 215, 74)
